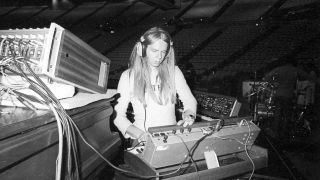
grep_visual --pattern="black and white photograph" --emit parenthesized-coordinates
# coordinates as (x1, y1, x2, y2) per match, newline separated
(1, 0, 320, 179)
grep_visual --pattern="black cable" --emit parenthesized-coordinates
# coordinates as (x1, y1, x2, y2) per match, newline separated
(124, 141, 146, 152)
(11, 52, 80, 179)
(174, 134, 199, 177)
(143, 104, 147, 132)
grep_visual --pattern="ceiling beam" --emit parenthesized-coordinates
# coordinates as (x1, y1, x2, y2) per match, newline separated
(86, 1, 138, 44)
(177, 27, 226, 65)
(139, 0, 178, 10)
(176, 0, 236, 65)
(68, 1, 110, 29)
(258, 0, 288, 22)
(7, 6, 49, 28)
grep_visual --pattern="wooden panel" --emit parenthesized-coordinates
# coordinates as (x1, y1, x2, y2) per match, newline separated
(0, 99, 121, 180)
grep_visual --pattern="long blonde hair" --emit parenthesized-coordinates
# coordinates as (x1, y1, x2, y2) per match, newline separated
(129, 27, 176, 106)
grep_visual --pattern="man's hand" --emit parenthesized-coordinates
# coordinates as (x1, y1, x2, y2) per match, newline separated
(177, 109, 195, 127)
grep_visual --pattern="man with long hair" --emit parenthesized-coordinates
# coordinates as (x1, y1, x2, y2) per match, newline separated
(113, 27, 197, 140)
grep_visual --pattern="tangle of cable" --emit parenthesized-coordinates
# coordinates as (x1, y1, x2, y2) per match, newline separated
(2, 39, 80, 179)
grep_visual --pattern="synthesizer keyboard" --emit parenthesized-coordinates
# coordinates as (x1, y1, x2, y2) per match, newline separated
(138, 116, 260, 169)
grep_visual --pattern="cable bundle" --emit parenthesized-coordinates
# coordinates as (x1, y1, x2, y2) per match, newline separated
(1, 37, 80, 180)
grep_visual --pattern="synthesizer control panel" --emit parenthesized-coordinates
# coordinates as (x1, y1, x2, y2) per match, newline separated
(193, 90, 241, 118)
(140, 116, 259, 169)
(0, 28, 49, 74)
(0, 23, 111, 93)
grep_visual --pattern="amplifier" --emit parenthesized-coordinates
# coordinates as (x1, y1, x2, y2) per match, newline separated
(0, 23, 110, 94)
(141, 116, 259, 169)
(193, 90, 241, 118)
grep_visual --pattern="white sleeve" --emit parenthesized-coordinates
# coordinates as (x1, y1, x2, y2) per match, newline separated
(113, 70, 133, 136)
(175, 66, 197, 114)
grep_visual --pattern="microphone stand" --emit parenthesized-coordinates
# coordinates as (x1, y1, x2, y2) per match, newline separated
(253, 71, 259, 124)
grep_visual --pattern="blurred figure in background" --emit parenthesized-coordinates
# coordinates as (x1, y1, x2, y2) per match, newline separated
(263, 58, 319, 140)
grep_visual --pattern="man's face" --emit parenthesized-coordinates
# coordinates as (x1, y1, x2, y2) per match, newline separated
(145, 39, 168, 68)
